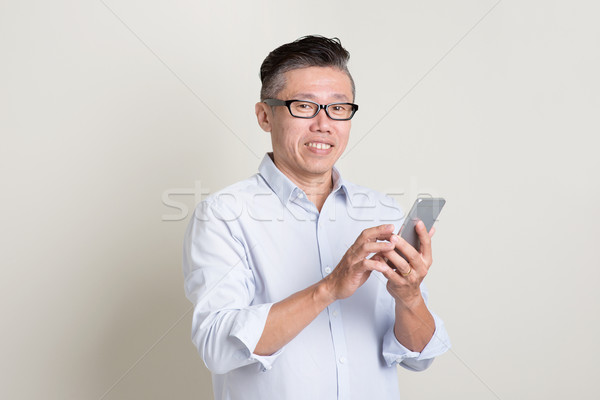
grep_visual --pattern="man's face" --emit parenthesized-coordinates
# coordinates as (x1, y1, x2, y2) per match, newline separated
(256, 66, 354, 184)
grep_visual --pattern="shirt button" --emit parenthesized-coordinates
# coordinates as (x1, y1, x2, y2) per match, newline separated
(339, 356, 347, 364)
(324, 267, 332, 274)
(332, 310, 338, 318)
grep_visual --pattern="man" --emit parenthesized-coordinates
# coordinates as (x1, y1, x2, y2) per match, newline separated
(183, 35, 450, 400)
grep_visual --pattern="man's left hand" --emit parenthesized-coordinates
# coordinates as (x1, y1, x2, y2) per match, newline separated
(376, 220, 435, 306)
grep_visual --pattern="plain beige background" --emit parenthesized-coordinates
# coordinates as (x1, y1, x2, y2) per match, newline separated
(1, 0, 599, 399)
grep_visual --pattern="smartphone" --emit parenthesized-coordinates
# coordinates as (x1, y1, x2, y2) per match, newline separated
(392, 197, 446, 263)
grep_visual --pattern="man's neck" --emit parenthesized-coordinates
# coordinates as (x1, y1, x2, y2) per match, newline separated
(271, 154, 333, 212)
(294, 174, 333, 213)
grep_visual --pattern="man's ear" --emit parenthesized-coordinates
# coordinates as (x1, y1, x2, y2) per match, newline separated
(255, 102, 272, 132)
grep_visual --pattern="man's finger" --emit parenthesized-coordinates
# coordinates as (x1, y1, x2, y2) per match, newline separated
(380, 262, 404, 283)
(380, 247, 411, 273)
(353, 240, 395, 260)
(357, 224, 395, 244)
(362, 258, 394, 274)
(415, 220, 432, 264)
(390, 234, 420, 265)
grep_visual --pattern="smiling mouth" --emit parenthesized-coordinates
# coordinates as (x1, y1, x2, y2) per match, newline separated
(306, 142, 332, 150)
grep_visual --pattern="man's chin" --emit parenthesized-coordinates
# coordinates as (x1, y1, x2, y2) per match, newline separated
(302, 161, 337, 177)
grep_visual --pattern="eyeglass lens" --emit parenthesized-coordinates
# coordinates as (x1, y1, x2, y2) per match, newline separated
(289, 101, 354, 120)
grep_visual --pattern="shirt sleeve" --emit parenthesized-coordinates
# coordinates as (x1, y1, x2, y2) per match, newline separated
(381, 283, 451, 371)
(182, 200, 282, 374)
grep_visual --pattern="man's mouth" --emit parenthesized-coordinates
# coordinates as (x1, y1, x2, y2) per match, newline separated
(306, 142, 332, 150)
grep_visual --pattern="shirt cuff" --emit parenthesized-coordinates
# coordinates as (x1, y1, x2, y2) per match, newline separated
(382, 312, 451, 370)
(229, 303, 284, 372)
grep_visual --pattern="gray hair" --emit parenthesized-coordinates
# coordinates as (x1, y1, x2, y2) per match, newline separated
(259, 35, 355, 101)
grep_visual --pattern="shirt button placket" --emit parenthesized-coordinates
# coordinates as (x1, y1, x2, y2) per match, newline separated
(317, 212, 350, 399)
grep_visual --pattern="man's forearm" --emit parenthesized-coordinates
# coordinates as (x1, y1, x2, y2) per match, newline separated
(393, 295, 435, 352)
(254, 280, 334, 356)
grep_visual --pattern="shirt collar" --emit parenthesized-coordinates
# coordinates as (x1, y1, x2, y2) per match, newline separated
(258, 153, 350, 205)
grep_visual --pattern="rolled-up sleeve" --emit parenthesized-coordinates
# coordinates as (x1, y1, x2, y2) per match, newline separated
(382, 284, 451, 371)
(183, 200, 282, 374)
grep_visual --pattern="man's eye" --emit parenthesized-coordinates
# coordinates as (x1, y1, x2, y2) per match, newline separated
(332, 105, 349, 112)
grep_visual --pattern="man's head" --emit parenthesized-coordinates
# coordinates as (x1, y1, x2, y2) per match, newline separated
(259, 35, 355, 102)
(255, 36, 356, 187)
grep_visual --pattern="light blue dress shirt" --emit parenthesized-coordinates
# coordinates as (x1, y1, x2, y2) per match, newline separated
(183, 154, 450, 400)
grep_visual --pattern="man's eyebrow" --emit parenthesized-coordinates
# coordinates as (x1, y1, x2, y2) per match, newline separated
(293, 93, 351, 102)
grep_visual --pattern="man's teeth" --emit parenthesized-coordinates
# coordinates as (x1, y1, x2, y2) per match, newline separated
(307, 142, 331, 150)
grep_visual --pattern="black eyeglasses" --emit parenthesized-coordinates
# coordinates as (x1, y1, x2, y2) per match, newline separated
(264, 99, 359, 121)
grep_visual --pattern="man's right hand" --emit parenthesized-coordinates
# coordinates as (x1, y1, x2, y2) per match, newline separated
(322, 224, 396, 302)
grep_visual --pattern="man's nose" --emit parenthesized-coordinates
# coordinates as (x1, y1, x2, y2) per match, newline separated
(311, 106, 332, 131)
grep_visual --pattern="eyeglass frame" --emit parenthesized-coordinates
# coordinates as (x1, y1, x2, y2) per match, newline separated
(263, 99, 359, 121)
